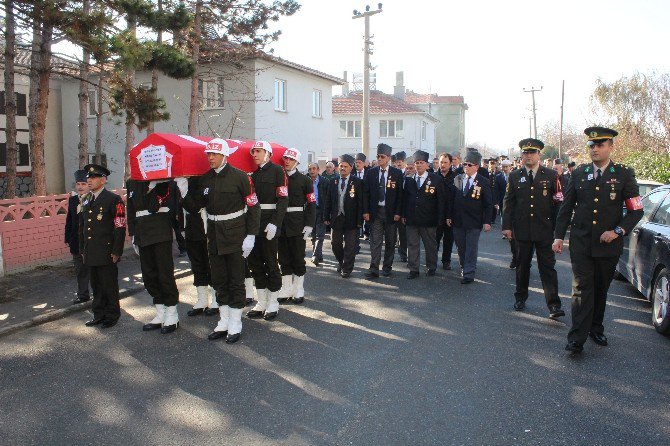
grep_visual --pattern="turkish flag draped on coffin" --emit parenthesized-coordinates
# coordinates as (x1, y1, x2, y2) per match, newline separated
(129, 134, 289, 180)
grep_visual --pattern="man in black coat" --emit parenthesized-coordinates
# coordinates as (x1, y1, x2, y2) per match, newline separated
(553, 127, 644, 354)
(495, 160, 518, 268)
(79, 164, 126, 328)
(363, 143, 404, 278)
(308, 163, 329, 265)
(436, 153, 456, 270)
(65, 169, 91, 304)
(324, 154, 364, 278)
(502, 139, 564, 318)
(393, 151, 409, 262)
(447, 149, 493, 284)
(402, 150, 446, 279)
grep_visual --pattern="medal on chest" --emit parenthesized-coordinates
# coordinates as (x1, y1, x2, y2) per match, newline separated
(472, 184, 481, 199)
(349, 184, 355, 198)
(97, 207, 103, 221)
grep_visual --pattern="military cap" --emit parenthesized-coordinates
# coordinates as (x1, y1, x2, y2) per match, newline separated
(74, 169, 87, 182)
(518, 138, 544, 151)
(83, 163, 110, 178)
(283, 147, 302, 164)
(339, 154, 356, 167)
(568, 161, 576, 168)
(395, 151, 407, 161)
(413, 150, 430, 163)
(464, 149, 482, 165)
(584, 126, 618, 143)
(377, 143, 393, 157)
(355, 153, 367, 162)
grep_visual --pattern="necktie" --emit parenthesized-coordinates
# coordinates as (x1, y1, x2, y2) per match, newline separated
(528, 170, 534, 183)
(416, 176, 422, 189)
(596, 168, 602, 181)
(464, 177, 471, 193)
(341, 178, 346, 191)
(379, 169, 386, 202)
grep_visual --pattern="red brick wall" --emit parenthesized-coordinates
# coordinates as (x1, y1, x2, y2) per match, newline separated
(0, 189, 127, 275)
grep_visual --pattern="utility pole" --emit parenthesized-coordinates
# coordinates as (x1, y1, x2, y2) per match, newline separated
(523, 86, 542, 139)
(353, 4, 383, 157)
(559, 80, 565, 159)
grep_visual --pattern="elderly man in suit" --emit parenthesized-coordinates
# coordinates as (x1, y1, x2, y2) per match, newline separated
(65, 169, 91, 305)
(447, 149, 493, 284)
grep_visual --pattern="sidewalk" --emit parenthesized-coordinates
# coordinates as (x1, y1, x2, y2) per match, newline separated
(0, 243, 190, 337)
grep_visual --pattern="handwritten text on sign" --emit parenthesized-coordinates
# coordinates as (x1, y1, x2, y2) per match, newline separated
(139, 145, 167, 173)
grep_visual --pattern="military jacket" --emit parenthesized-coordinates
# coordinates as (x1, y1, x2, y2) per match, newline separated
(182, 163, 261, 255)
(281, 170, 316, 237)
(447, 174, 493, 230)
(555, 162, 644, 257)
(502, 166, 559, 241)
(125, 179, 174, 248)
(402, 172, 446, 227)
(79, 188, 126, 266)
(251, 161, 288, 233)
(184, 176, 206, 242)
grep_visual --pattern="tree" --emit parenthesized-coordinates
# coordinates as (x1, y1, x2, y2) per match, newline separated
(538, 121, 584, 162)
(3, 0, 18, 198)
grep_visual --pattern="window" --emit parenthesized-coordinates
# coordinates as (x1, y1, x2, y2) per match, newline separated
(651, 193, 670, 226)
(274, 79, 287, 111)
(339, 120, 361, 138)
(0, 91, 27, 116)
(198, 77, 225, 109)
(379, 119, 403, 138)
(307, 151, 316, 165)
(0, 143, 30, 168)
(421, 121, 427, 141)
(312, 90, 322, 118)
(640, 190, 667, 223)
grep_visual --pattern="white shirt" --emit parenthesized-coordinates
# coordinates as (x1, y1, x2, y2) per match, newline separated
(214, 162, 227, 174)
(356, 169, 365, 179)
(463, 174, 476, 192)
(415, 171, 428, 188)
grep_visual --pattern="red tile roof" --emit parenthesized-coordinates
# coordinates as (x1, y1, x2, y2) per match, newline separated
(333, 90, 432, 116)
(404, 91, 466, 105)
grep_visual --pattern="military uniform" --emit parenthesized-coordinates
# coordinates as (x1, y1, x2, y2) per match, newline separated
(182, 140, 261, 343)
(555, 127, 644, 351)
(503, 138, 563, 316)
(277, 152, 316, 303)
(126, 179, 180, 333)
(79, 164, 126, 327)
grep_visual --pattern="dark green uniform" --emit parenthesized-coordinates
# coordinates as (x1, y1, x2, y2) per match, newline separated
(184, 176, 210, 287)
(126, 179, 179, 307)
(503, 166, 561, 310)
(278, 170, 316, 277)
(183, 163, 261, 309)
(79, 188, 126, 323)
(248, 162, 288, 291)
(555, 161, 643, 345)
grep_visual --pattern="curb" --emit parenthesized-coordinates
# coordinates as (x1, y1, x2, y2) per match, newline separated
(0, 285, 145, 339)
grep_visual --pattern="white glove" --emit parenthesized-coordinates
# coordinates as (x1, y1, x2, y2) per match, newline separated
(132, 236, 139, 256)
(148, 179, 169, 192)
(175, 177, 188, 197)
(302, 226, 313, 240)
(264, 223, 277, 240)
(242, 235, 255, 258)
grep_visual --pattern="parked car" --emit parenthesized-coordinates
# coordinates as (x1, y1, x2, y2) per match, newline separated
(617, 184, 670, 334)
(637, 179, 664, 197)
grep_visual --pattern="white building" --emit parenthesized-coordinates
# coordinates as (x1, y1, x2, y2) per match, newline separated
(59, 54, 342, 189)
(331, 90, 438, 161)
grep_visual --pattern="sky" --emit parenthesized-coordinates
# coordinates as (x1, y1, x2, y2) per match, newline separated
(266, 0, 670, 152)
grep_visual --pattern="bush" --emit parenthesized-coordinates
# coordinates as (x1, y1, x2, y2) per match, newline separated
(623, 151, 670, 184)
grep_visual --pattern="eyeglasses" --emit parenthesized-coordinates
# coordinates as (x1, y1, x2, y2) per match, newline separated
(463, 162, 477, 167)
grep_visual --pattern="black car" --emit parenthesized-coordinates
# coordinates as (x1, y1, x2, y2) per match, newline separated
(617, 184, 670, 334)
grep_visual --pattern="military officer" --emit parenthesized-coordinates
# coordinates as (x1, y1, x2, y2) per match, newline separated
(246, 140, 289, 321)
(276, 148, 316, 304)
(180, 139, 261, 343)
(393, 151, 409, 263)
(126, 177, 181, 334)
(553, 127, 643, 354)
(182, 176, 218, 317)
(79, 164, 126, 328)
(402, 150, 446, 279)
(502, 138, 564, 318)
(363, 143, 404, 278)
(323, 154, 364, 278)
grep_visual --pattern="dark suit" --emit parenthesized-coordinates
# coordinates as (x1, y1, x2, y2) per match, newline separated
(402, 172, 446, 273)
(436, 170, 456, 266)
(311, 174, 329, 261)
(503, 166, 561, 308)
(447, 174, 493, 280)
(363, 165, 403, 272)
(65, 193, 90, 300)
(79, 188, 126, 322)
(324, 175, 364, 274)
(555, 162, 643, 345)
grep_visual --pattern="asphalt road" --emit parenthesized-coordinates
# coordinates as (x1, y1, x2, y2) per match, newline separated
(1, 230, 669, 445)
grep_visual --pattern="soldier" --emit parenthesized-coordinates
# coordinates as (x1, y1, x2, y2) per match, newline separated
(79, 164, 126, 328)
(246, 141, 288, 321)
(553, 127, 643, 354)
(402, 150, 446, 279)
(323, 154, 364, 278)
(393, 151, 409, 263)
(65, 169, 91, 304)
(180, 139, 260, 343)
(276, 148, 316, 304)
(446, 149, 493, 284)
(363, 143, 404, 278)
(502, 138, 564, 318)
(436, 153, 456, 270)
(182, 176, 218, 317)
(126, 177, 180, 334)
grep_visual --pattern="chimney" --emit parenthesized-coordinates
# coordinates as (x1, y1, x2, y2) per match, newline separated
(342, 71, 349, 96)
(394, 71, 405, 101)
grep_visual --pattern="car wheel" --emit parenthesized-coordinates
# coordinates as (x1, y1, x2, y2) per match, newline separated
(652, 268, 670, 334)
